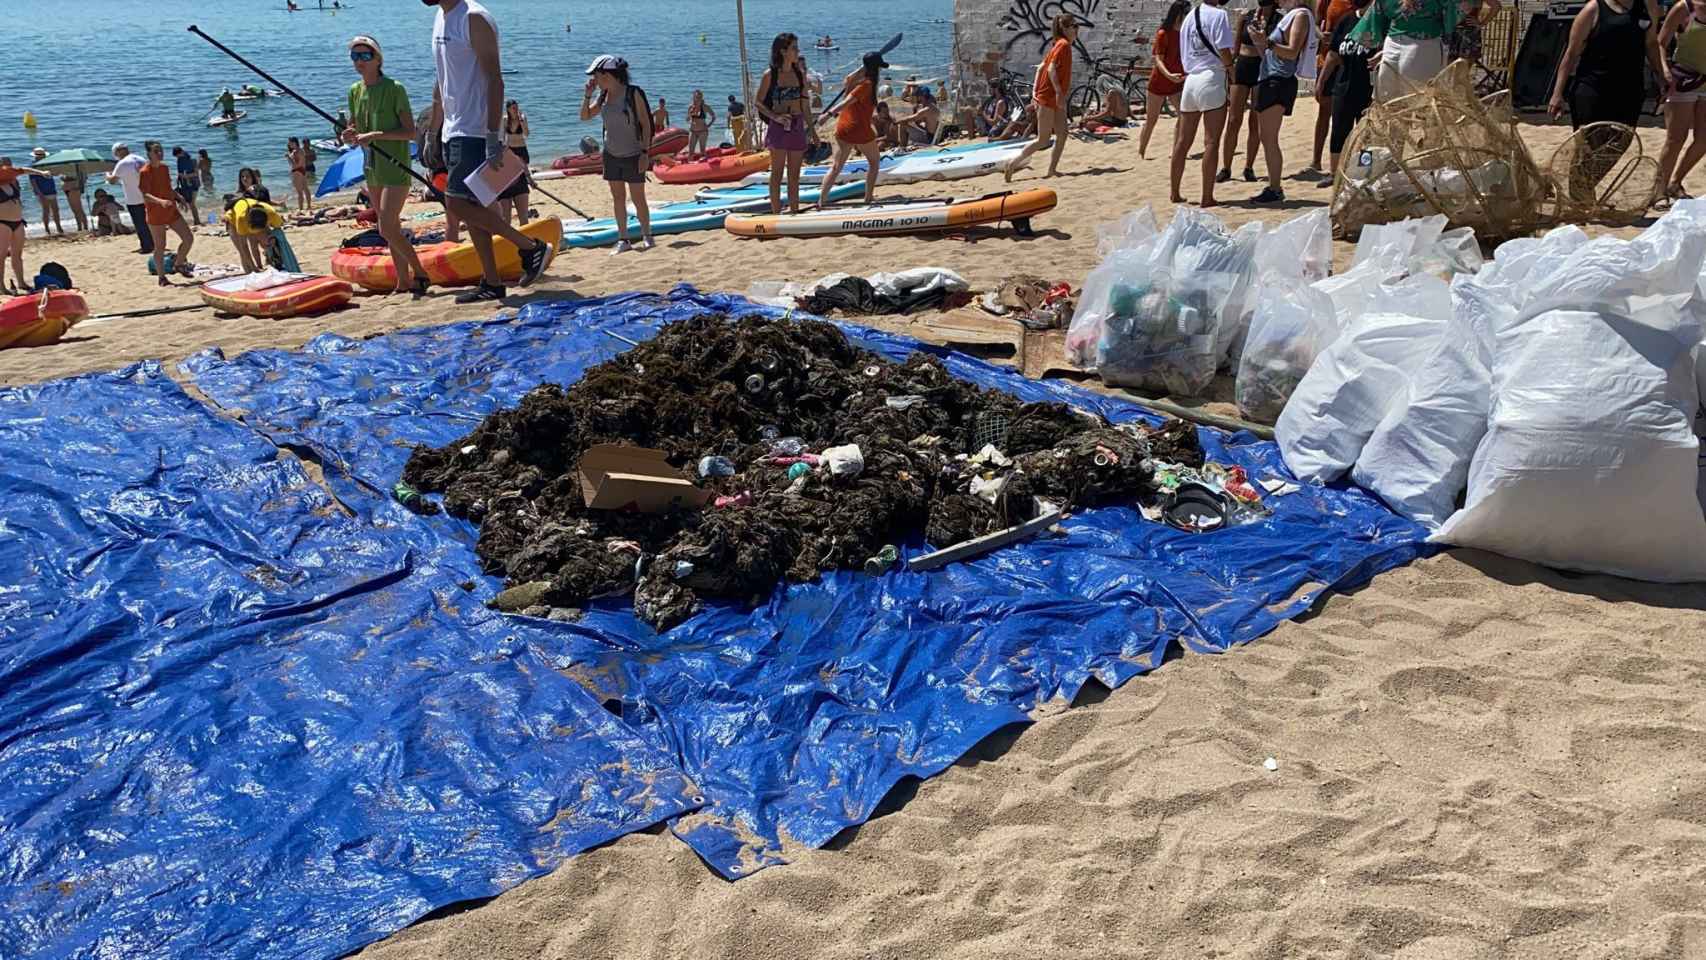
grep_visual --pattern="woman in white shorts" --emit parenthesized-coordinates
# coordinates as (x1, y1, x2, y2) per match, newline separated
(1171, 0, 1236, 205)
(1657, 0, 1706, 205)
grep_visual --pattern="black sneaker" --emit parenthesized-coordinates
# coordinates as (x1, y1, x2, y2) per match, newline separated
(454, 282, 507, 304)
(517, 240, 551, 287)
(1215, 168, 1231, 183)
(1242, 167, 1257, 182)
(1251, 187, 1285, 205)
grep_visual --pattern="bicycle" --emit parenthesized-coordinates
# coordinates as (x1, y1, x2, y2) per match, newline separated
(1066, 53, 1151, 122)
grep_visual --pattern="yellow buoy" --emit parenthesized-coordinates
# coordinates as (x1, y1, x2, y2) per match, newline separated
(22, 111, 37, 129)
(699, 34, 707, 43)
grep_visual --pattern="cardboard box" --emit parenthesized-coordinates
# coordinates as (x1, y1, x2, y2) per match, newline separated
(577, 444, 712, 513)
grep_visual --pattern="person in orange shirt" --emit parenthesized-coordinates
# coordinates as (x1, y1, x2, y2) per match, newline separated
(139, 141, 195, 285)
(1005, 14, 1079, 181)
(816, 52, 889, 209)
(1307, 0, 1359, 175)
(1140, 1, 1192, 158)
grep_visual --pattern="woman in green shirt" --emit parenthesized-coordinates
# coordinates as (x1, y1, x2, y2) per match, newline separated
(343, 34, 430, 296)
(1348, 0, 1459, 102)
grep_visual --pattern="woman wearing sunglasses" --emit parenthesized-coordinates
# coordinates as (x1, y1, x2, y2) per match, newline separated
(343, 35, 430, 296)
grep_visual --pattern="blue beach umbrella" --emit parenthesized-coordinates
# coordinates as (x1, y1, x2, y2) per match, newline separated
(315, 142, 417, 198)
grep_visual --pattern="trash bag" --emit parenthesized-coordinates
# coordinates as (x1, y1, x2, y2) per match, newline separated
(1153, 208, 1263, 373)
(1231, 210, 1336, 374)
(1094, 205, 1159, 259)
(1352, 214, 1447, 273)
(1276, 272, 1453, 483)
(1235, 276, 1337, 423)
(1351, 273, 1500, 527)
(1067, 213, 1164, 368)
(1434, 213, 1706, 580)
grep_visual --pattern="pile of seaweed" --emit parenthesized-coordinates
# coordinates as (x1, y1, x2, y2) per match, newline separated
(402, 314, 1199, 629)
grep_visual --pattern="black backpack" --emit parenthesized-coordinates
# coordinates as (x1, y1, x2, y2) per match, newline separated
(626, 85, 654, 146)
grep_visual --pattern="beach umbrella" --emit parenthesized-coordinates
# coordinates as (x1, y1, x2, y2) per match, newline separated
(34, 147, 109, 177)
(315, 142, 417, 198)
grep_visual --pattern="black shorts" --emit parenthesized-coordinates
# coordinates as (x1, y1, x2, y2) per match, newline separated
(1331, 86, 1372, 154)
(1255, 75, 1299, 115)
(602, 152, 646, 184)
(498, 145, 531, 200)
(1233, 55, 1262, 88)
(444, 136, 485, 202)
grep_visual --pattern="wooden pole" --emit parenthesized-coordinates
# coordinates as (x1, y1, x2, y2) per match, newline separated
(736, 0, 756, 150)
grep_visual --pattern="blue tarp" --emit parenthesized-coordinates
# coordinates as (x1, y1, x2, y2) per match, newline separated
(183, 286, 1433, 878)
(0, 365, 700, 960)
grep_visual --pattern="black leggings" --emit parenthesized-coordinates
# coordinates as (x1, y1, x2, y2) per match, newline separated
(1330, 87, 1372, 155)
(1568, 81, 1641, 202)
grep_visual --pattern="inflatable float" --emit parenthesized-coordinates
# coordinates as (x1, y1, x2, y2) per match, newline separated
(200, 272, 354, 318)
(655, 151, 771, 185)
(549, 127, 689, 174)
(330, 216, 563, 291)
(724, 189, 1056, 239)
(0, 289, 88, 349)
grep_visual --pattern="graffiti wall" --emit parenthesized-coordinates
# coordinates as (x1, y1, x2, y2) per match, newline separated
(951, 0, 1177, 118)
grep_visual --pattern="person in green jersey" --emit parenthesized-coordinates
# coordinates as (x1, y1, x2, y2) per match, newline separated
(1347, 0, 1460, 102)
(343, 35, 430, 296)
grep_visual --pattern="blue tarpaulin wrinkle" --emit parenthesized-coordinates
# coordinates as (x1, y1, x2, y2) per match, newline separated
(0, 364, 699, 960)
(184, 285, 1432, 880)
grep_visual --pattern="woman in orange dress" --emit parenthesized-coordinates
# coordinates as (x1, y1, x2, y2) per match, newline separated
(816, 52, 889, 208)
(1005, 14, 1079, 181)
(1139, 0, 1191, 157)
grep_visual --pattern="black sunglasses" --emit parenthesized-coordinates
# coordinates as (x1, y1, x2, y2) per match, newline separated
(350, 49, 376, 62)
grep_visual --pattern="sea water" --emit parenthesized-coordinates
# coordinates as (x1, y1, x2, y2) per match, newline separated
(4, 0, 951, 230)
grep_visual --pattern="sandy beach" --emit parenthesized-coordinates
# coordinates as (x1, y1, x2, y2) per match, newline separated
(10, 101, 1706, 957)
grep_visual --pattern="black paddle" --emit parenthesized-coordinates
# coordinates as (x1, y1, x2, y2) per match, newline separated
(815, 32, 903, 125)
(188, 25, 592, 220)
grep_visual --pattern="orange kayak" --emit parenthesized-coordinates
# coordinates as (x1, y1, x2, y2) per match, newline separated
(656, 151, 772, 185)
(0, 289, 88, 349)
(329, 217, 563, 291)
(200, 273, 354, 318)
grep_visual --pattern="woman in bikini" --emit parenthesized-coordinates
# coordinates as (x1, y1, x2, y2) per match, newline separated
(499, 99, 532, 225)
(686, 89, 717, 158)
(1220, 0, 1277, 183)
(756, 33, 812, 215)
(0, 156, 54, 292)
(286, 137, 310, 212)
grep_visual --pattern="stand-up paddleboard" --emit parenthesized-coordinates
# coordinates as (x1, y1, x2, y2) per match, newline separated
(725, 188, 1056, 239)
(732, 139, 1029, 187)
(564, 180, 865, 248)
(331, 216, 562, 290)
(200, 272, 353, 318)
(655, 151, 771, 185)
(209, 111, 247, 128)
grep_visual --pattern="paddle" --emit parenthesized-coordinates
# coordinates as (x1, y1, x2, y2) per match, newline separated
(816, 32, 903, 125)
(187, 25, 593, 220)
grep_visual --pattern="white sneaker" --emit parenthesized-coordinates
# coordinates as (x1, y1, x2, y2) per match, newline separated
(611, 240, 632, 255)
(636, 237, 655, 251)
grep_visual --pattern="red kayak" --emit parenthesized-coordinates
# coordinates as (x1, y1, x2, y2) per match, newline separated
(655, 151, 772, 185)
(653, 145, 741, 168)
(550, 127, 690, 174)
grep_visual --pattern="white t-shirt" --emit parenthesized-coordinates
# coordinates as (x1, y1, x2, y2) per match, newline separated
(111, 154, 146, 205)
(433, 0, 498, 141)
(1181, 4, 1235, 75)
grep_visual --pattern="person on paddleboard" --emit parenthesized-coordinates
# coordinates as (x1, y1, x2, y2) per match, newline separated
(815, 50, 888, 210)
(423, 0, 552, 304)
(344, 34, 431, 296)
(218, 88, 237, 119)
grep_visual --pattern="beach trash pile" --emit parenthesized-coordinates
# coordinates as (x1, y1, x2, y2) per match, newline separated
(402, 314, 1186, 629)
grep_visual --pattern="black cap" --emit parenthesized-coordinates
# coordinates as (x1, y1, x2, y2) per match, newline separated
(863, 51, 889, 72)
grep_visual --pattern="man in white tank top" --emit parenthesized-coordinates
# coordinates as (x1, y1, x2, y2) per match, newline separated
(426, 0, 553, 303)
